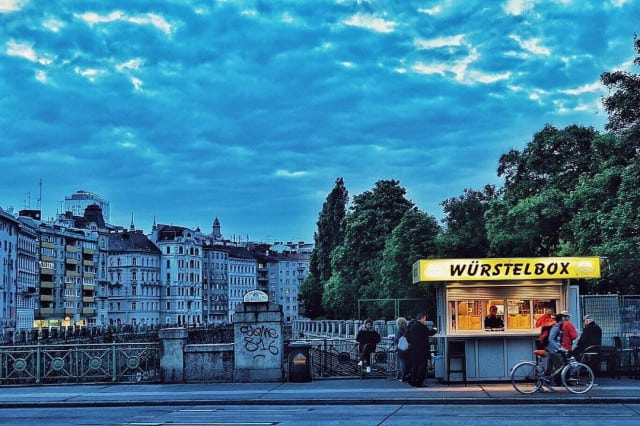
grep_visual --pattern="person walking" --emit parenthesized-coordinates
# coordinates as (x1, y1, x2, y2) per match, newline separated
(406, 313, 437, 387)
(356, 318, 381, 373)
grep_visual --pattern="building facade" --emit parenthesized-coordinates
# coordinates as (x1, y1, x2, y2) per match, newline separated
(150, 224, 204, 326)
(16, 216, 39, 329)
(0, 208, 19, 331)
(107, 228, 162, 327)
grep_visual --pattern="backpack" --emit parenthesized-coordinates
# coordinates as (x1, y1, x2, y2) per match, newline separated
(398, 336, 409, 351)
(539, 325, 553, 347)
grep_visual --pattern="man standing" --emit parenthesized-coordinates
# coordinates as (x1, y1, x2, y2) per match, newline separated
(574, 314, 602, 356)
(406, 313, 437, 387)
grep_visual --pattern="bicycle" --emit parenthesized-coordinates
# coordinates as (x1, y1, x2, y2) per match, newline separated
(510, 349, 595, 394)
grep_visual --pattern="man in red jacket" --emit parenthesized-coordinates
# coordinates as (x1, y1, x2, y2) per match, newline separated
(560, 310, 578, 352)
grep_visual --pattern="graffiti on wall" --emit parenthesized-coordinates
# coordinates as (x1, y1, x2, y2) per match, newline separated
(239, 324, 279, 359)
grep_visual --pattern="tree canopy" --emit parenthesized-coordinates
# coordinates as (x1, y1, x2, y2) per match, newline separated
(301, 36, 640, 320)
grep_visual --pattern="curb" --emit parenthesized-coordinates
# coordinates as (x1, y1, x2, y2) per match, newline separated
(2, 396, 640, 409)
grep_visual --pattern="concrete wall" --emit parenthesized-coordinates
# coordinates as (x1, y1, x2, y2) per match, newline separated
(158, 302, 285, 383)
(184, 343, 234, 382)
(233, 302, 284, 382)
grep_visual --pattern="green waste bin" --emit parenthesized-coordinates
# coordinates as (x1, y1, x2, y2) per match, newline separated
(288, 342, 312, 382)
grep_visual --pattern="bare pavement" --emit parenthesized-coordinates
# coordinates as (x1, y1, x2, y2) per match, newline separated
(0, 376, 639, 408)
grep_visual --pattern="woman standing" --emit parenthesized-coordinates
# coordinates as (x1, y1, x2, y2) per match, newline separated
(394, 317, 410, 381)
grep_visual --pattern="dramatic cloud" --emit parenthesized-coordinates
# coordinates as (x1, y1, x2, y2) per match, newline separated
(1, 0, 638, 242)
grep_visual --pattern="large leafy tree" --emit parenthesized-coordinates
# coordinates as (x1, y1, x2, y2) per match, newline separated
(601, 33, 640, 140)
(299, 177, 348, 318)
(323, 180, 413, 319)
(379, 207, 441, 319)
(486, 125, 599, 256)
(437, 185, 497, 257)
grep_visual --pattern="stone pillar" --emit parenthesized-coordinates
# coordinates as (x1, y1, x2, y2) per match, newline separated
(158, 327, 188, 383)
(233, 302, 284, 382)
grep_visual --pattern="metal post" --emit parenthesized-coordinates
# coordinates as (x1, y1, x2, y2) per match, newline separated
(112, 341, 117, 382)
(36, 337, 41, 384)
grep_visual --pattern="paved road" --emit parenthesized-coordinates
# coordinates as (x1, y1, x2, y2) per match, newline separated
(2, 402, 640, 425)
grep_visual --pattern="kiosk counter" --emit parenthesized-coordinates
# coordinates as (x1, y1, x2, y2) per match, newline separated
(412, 257, 601, 382)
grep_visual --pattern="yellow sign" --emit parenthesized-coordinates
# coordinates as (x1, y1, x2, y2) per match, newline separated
(412, 257, 601, 283)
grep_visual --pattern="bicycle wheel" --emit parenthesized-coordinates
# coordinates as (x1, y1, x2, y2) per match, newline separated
(511, 361, 542, 394)
(561, 362, 595, 394)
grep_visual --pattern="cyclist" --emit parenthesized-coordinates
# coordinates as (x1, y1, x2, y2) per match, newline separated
(545, 313, 568, 382)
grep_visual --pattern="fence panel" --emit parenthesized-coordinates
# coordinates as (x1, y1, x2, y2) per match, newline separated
(0, 342, 160, 386)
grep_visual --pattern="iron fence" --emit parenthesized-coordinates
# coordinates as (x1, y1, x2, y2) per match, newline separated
(0, 341, 161, 386)
(290, 337, 397, 379)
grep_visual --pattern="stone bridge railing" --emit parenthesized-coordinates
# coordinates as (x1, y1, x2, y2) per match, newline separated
(292, 319, 397, 340)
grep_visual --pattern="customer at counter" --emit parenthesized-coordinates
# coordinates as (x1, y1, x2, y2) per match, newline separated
(484, 305, 504, 330)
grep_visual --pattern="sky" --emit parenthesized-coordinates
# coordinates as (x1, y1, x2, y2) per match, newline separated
(1, 0, 638, 244)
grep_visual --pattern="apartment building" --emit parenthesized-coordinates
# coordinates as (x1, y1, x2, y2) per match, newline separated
(227, 246, 258, 322)
(150, 223, 204, 326)
(107, 227, 162, 327)
(264, 246, 310, 323)
(202, 240, 229, 324)
(36, 216, 98, 327)
(16, 215, 39, 329)
(0, 207, 19, 330)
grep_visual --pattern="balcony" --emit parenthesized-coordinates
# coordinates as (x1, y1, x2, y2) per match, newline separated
(82, 307, 95, 315)
(66, 245, 77, 252)
(82, 248, 95, 255)
(39, 308, 54, 315)
(64, 308, 75, 315)
(40, 281, 54, 289)
(40, 295, 54, 302)
(66, 258, 78, 265)
(82, 296, 95, 303)
(83, 260, 94, 266)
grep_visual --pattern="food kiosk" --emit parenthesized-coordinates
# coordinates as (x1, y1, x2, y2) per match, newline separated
(412, 257, 601, 382)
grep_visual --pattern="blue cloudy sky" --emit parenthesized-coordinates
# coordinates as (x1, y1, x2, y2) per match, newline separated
(1, 0, 638, 243)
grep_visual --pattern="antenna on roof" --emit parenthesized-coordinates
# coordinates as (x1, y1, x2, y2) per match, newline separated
(38, 178, 42, 209)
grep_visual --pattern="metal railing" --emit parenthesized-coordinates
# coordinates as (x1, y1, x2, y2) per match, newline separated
(0, 341, 160, 386)
(291, 337, 397, 379)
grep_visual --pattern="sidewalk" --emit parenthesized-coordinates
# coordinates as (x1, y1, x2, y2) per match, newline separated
(0, 376, 638, 408)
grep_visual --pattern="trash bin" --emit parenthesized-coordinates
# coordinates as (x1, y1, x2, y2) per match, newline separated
(288, 342, 312, 382)
(433, 354, 444, 380)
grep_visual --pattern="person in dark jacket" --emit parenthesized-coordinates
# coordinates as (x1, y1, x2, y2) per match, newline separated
(356, 318, 381, 373)
(405, 313, 437, 387)
(573, 314, 602, 356)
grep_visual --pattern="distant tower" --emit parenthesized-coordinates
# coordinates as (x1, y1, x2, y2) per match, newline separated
(130, 212, 135, 231)
(64, 190, 110, 223)
(212, 217, 223, 241)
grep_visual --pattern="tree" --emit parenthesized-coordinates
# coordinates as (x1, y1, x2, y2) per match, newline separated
(487, 125, 599, 256)
(601, 33, 640, 140)
(379, 207, 441, 318)
(437, 185, 497, 257)
(299, 177, 348, 318)
(322, 180, 414, 319)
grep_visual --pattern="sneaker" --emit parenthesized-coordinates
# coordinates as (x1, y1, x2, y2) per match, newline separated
(366, 367, 371, 373)
(357, 361, 363, 366)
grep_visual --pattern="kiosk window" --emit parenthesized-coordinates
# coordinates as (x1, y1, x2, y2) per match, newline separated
(447, 285, 561, 333)
(450, 300, 482, 331)
(533, 300, 557, 324)
(506, 299, 532, 329)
